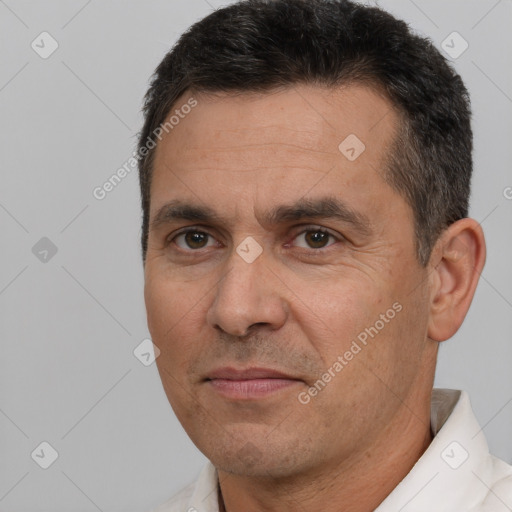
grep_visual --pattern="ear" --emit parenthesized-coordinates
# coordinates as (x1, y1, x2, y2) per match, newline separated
(427, 218, 486, 342)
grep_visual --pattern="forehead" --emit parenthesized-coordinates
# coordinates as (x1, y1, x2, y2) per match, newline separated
(149, 83, 404, 227)
(154, 83, 397, 169)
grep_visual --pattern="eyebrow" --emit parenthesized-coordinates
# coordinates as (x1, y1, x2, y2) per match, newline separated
(150, 196, 372, 236)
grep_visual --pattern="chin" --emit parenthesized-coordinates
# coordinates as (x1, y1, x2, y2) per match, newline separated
(213, 454, 298, 478)
(200, 430, 310, 479)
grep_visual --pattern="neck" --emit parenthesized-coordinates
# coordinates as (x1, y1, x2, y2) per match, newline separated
(218, 396, 433, 512)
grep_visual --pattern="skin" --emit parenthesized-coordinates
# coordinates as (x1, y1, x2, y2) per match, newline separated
(143, 83, 486, 512)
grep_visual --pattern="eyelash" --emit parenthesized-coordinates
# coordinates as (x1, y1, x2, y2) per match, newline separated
(166, 225, 342, 253)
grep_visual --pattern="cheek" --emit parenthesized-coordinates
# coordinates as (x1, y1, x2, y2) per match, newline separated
(145, 279, 172, 340)
(145, 279, 205, 412)
(144, 276, 200, 362)
(296, 276, 389, 358)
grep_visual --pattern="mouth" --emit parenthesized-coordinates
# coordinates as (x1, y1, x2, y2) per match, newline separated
(205, 366, 303, 400)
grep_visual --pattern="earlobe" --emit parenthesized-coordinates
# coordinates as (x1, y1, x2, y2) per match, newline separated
(427, 218, 486, 342)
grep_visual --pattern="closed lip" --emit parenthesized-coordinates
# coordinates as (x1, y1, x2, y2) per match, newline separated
(205, 366, 301, 381)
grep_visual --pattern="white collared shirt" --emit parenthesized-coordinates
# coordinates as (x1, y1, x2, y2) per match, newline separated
(149, 389, 512, 511)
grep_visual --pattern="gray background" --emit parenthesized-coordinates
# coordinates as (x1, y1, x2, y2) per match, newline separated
(0, 0, 511, 510)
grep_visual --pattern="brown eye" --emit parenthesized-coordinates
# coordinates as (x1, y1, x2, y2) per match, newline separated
(293, 228, 338, 250)
(304, 230, 330, 248)
(172, 230, 214, 250)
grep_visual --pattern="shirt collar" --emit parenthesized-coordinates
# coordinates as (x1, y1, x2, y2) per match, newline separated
(376, 388, 492, 511)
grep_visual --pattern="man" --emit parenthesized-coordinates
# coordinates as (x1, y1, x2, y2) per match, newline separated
(138, 0, 512, 510)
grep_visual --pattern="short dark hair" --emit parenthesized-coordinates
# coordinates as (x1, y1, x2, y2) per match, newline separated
(137, 0, 472, 266)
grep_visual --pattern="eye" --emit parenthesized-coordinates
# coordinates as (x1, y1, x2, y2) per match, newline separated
(291, 226, 340, 250)
(170, 229, 217, 250)
(167, 226, 341, 253)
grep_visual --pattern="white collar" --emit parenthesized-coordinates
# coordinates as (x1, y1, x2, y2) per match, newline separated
(376, 388, 492, 511)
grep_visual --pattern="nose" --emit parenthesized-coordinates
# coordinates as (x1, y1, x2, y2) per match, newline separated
(206, 244, 288, 337)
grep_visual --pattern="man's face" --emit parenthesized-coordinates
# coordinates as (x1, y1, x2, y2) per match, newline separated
(144, 84, 436, 478)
